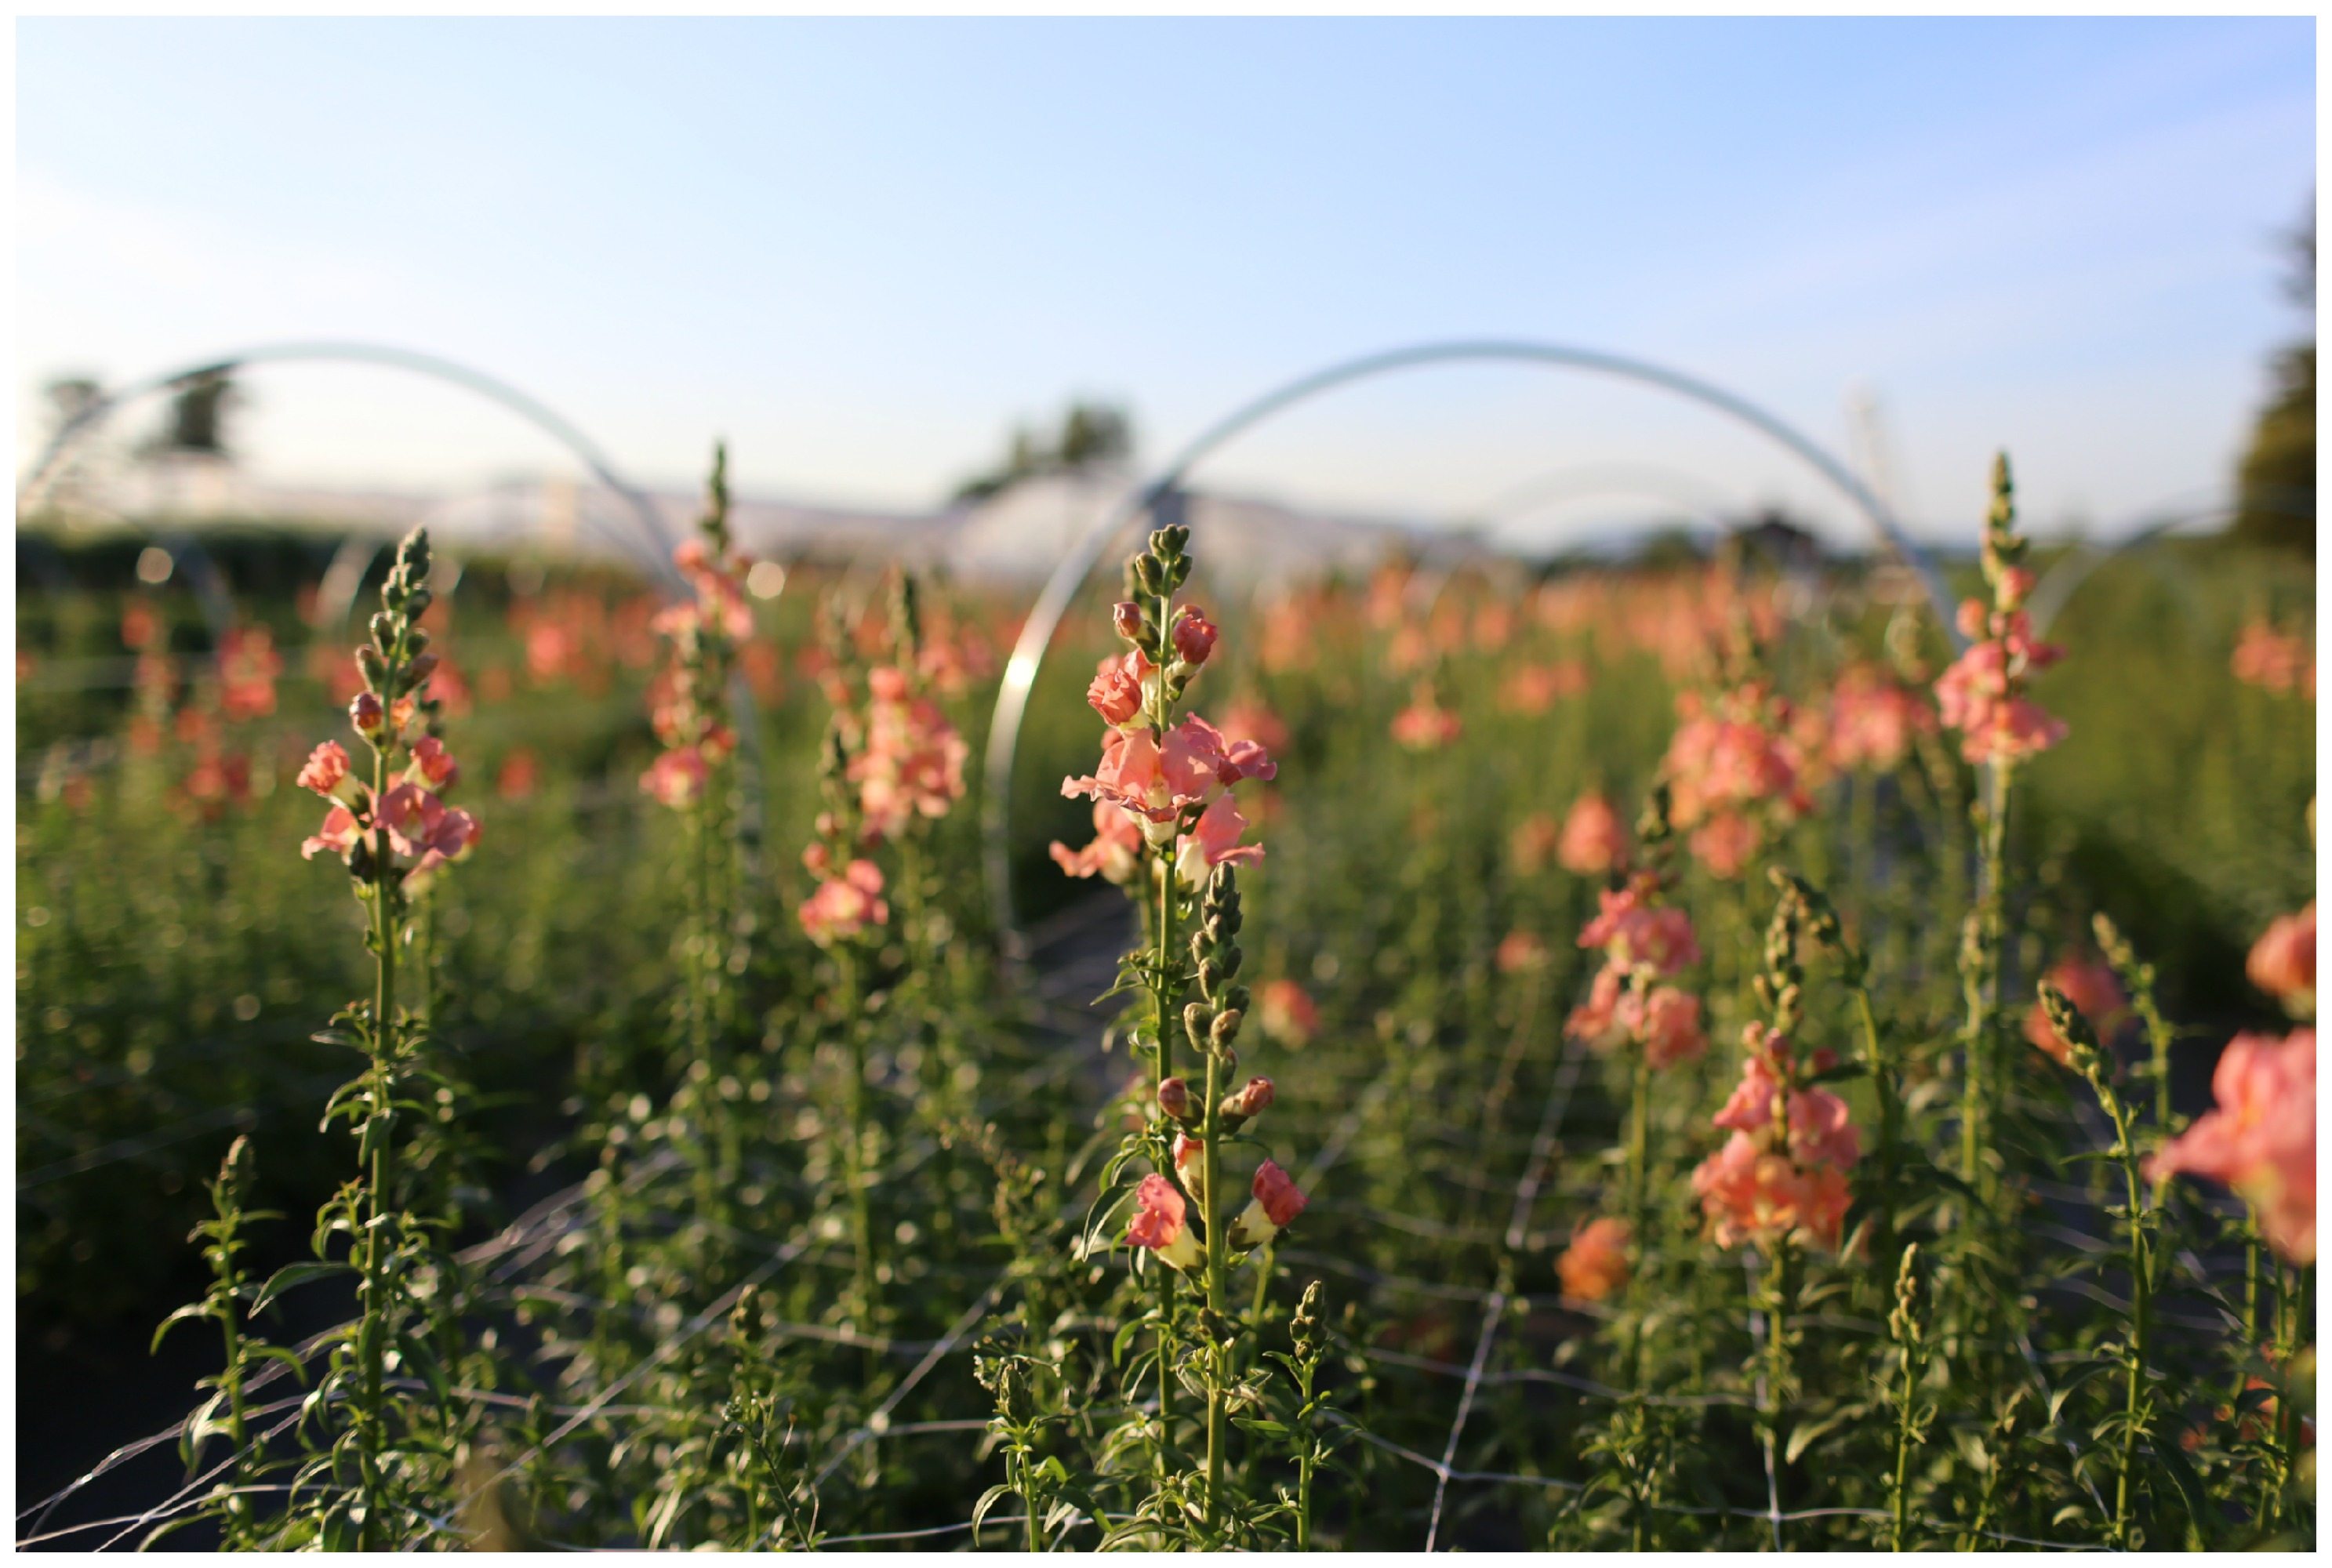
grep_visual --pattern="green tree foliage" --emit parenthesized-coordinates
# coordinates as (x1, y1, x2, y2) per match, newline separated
(2231, 199, 2314, 556)
(951, 399, 1133, 503)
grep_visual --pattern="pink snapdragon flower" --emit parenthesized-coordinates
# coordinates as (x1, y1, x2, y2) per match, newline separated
(2232, 619, 2314, 699)
(2149, 1029, 2316, 1264)
(1693, 1029, 1862, 1252)
(1228, 1160, 1309, 1248)
(641, 746, 710, 809)
(1062, 715, 1275, 826)
(1259, 979, 1320, 1047)
(405, 735, 459, 790)
(1826, 664, 1936, 774)
(852, 666, 968, 838)
(1662, 684, 1810, 877)
(1637, 986, 1707, 1068)
(1934, 604, 2066, 764)
(1577, 874, 1702, 977)
(1174, 793, 1266, 887)
(300, 805, 364, 861)
(1691, 1133, 1856, 1253)
(2023, 955, 2130, 1067)
(1219, 1076, 1275, 1124)
(1497, 930, 1549, 974)
(1171, 605, 1219, 667)
(1556, 793, 1628, 877)
(217, 626, 283, 720)
(1048, 801, 1146, 885)
(798, 859, 888, 946)
(1086, 651, 1152, 727)
(1390, 686, 1462, 751)
(1557, 1217, 1633, 1302)
(2248, 902, 2316, 1016)
(297, 742, 366, 808)
(1127, 1174, 1203, 1269)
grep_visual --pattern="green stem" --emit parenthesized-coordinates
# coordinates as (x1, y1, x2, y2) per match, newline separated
(1201, 1044, 1227, 1535)
(358, 752, 399, 1550)
(1854, 982, 1901, 1269)
(837, 946, 876, 1332)
(1960, 760, 2011, 1211)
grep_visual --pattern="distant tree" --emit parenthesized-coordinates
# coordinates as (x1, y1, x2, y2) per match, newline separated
(2230, 198, 2314, 556)
(952, 399, 1134, 503)
(143, 368, 241, 460)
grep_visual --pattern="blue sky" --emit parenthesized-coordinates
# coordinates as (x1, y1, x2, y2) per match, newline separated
(16, 16, 2316, 546)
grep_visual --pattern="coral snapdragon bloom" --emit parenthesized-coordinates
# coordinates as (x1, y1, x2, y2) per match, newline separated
(2248, 902, 2316, 1017)
(1556, 793, 1628, 877)
(1086, 650, 1153, 727)
(301, 805, 364, 861)
(405, 735, 459, 790)
(641, 746, 710, 809)
(1934, 606, 2066, 764)
(1048, 801, 1145, 885)
(1229, 1160, 1309, 1248)
(1578, 876, 1701, 977)
(297, 742, 366, 808)
(1062, 716, 1275, 826)
(2149, 1029, 2316, 1264)
(798, 859, 888, 946)
(1171, 606, 1219, 666)
(1556, 1217, 1633, 1302)
(2232, 619, 2315, 699)
(1662, 684, 1810, 877)
(217, 626, 283, 720)
(1390, 688, 1462, 751)
(1497, 930, 1549, 973)
(1259, 979, 1320, 1048)
(1128, 1174, 1203, 1269)
(1637, 986, 1707, 1068)
(1564, 964, 1630, 1052)
(2023, 955, 2130, 1067)
(1693, 1035, 1862, 1252)
(1173, 793, 1266, 887)
(1691, 1133, 1855, 1252)
(852, 666, 968, 837)
(375, 782, 481, 891)
(1826, 665, 1935, 774)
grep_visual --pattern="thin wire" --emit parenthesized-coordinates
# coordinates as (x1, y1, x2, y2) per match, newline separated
(1422, 1039, 1583, 1552)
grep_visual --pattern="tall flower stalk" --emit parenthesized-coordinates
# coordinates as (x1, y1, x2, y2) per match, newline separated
(2040, 982, 2161, 1548)
(289, 525, 481, 1548)
(1934, 453, 2065, 1205)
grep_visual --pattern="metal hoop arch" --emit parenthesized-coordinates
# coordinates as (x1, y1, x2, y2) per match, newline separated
(979, 338, 1960, 955)
(17, 339, 681, 588)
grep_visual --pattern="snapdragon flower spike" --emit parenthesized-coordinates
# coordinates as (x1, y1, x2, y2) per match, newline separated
(1127, 1173, 1203, 1270)
(1228, 1160, 1308, 1249)
(799, 859, 888, 947)
(1692, 1025, 1862, 1253)
(1934, 454, 2069, 765)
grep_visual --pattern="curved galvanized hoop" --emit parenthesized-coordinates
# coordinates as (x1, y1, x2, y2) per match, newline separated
(19, 343, 766, 844)
(978, 338, 1961, 956)
(16, 339, 681, 589)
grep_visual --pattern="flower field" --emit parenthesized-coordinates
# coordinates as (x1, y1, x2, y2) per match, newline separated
(14, 452, 2317, 1551)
